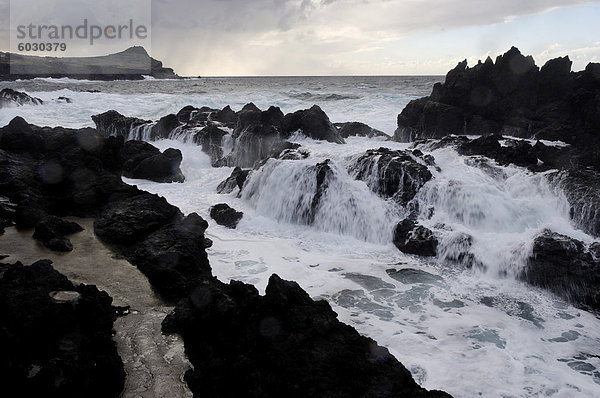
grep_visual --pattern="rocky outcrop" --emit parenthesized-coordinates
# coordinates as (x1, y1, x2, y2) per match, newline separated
(549, 170, 600, 238)
(282, 105, 345, 144)
(92, 110, 150, 139)
(0, 117, 124, 228)
(521, 230, 600, 311)
(162, 274, 452, 398)
(93, 104, 349, 169)
(32, 216, 84, 252)
(0, 116, 210, 302)
(0, 88, 43, 108)
(121, 140, 185, 183)
(393, 218, 438, 257)
(393, 47, 600, 144)
(210, 203, 243, 229)
(94, 195, 212, 301)
(215, 104, 285, 168)
(335, 122, 388, 139)
(0, 260, 125, 397)
(151, 114, 181, 141)
(349, 148, 433, 205)
(192, 125, 228, 165)
(216, 167, 251, 194)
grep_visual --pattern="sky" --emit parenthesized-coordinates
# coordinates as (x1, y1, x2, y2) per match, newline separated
(1, 0, 599, 76)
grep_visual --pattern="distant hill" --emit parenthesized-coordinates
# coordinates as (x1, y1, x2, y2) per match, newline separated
(0, 46, 180, 81)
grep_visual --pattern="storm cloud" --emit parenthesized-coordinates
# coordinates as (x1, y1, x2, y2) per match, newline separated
(1, 0, 599, 75)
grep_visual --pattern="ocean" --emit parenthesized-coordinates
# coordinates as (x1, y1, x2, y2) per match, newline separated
(1, 76, 600, 397)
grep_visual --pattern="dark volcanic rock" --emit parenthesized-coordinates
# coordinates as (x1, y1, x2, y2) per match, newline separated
(162, 274, 451, 398)
(349, 148, 433, 205)
(335, 122, 388, 139)
(216, 167, 251, 194)
(150, 114, 180, 140)
(92, 110, 150, 139)
(549, 170, 600, 238)
(0, 118, 125, 226)
(94, 194, 213, 301)
(210, 203, 243, 229)
(393, 47, 600, 145)
(215, 104, 285, 168)
(213, 105, 237, 127)
(282, 105, 345, 144)
(126, 213, 213, 300)
(0, 117, 212, 303)
(0, 260, 125, 397)
(192, 125, 228, 165)
(94, 193, 180, 246)
(393, 218, 438, 257)
(32, 216, 84, 252)
(121, 140, 185, 183)
(0, 88, 43, 108)
(521, 230, 600, 311)
(456, 134, 539, 168)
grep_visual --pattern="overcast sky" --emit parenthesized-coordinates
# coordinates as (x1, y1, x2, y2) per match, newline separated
(1, 0, 599, 76)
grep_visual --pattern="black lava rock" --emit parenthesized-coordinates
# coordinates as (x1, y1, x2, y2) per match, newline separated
(0, 88, 43, 108)
(216, 167, 251, 194)
(0, 260, 125, 397)
(282, 105, 345, 144)
(393, 218, 438, 257)
(349, 148, 433, 205)
(521, 230, 600, 311)
(335, 121, 388, 138)
(162, 274, 451, 398)
(210, 203, 243, 229)
(32, 216, 84, 252)
(121, 140, 185, 183)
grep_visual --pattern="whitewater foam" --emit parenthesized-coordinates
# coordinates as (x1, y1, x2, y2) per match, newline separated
(128, 137, 600, 397)
(3, 75, 600, 396)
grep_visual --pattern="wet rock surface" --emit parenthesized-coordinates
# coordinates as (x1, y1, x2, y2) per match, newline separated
(0, 260, 125, 397)
(32, 215, 84, 252)
(335, 121, 388, 139)
(94, 103, 347, 169)
(210, 203, 244, 229)
(393, 218, 438, 257)
(0, 88, 43, 108)
(162, 274, 451, 398)
(522, 230, 600, 311)
(216, 167, 251, 194)
(121, 140, 185, 183)
(92, 110, 150, 139)
(282, 105, 346, 144)
(349, 147, 433, 205)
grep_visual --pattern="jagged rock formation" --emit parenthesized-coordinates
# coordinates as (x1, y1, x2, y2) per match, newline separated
(348, 147, 433, 206)
(393, 47, 600, 144)
(0, 88, 43, 108)
(121, 140, 185, 183)
(393, 218, 438, 257)
(162, 274, 452, 398)
(93, 103, 345, 169)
